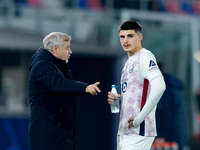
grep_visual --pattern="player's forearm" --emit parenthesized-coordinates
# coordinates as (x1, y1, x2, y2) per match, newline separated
(133, 76, 166, 127)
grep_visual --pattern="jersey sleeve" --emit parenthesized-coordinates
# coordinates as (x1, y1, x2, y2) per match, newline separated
(140, 50, 162, 81)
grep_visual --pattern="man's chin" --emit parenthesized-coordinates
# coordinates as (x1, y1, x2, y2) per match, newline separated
(124, 49, 130, 52)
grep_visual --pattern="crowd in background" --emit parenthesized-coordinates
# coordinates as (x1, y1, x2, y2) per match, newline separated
(62, 0, 200, 15)
(1, 0, 200, 16)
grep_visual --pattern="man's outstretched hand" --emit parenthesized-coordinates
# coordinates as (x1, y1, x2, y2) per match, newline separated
(85, 82, 101, 95)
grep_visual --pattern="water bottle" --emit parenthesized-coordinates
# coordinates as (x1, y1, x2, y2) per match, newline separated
(110, 85, 120, 113)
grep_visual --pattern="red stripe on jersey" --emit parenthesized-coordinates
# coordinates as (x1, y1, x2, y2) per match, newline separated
(141, 79, 149, 110)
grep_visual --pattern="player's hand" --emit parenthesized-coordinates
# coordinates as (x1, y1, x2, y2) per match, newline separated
(107, 92, 120, 105)
(85, 82, 101, 95)
(128, 118, 134, 129)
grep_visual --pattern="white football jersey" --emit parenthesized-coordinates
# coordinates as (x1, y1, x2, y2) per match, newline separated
(118, 48, 162, 136)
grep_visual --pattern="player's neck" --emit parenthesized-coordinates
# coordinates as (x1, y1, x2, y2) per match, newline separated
(128, 47, 142, 57)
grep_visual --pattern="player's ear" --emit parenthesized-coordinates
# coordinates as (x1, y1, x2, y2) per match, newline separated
(139, 33, 143, 41)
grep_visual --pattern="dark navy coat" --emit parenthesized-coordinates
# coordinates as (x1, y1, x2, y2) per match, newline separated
(156, 73, 186, 150)
(28, 48, 88, 150)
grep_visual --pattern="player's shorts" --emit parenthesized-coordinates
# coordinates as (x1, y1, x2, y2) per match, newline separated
(117, 134, 155, 150)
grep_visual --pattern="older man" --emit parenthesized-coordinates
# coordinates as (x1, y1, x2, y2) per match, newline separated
(28, 32, 101, 150)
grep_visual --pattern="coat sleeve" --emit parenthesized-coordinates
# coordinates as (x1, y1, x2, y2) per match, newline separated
(34, 61, 88, 96)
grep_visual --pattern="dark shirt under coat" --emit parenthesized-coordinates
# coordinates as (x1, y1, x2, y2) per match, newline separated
(28, 48, 88, 150)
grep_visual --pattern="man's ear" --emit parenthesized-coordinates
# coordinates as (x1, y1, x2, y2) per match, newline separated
(51, 45, 59, 55)
(139, 33, 143, 41)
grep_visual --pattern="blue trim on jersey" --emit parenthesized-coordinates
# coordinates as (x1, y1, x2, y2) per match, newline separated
(139, 121, 145, 136)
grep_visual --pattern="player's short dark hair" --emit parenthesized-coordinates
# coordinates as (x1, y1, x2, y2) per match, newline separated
(118, 20, 142, 33)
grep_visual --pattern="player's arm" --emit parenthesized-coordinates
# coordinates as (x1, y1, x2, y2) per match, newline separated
(132, 76, 166, 128)
(129, 51, 166, 128)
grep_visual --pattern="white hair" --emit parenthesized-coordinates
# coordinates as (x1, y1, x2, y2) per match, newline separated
(43, 32, 71, 51)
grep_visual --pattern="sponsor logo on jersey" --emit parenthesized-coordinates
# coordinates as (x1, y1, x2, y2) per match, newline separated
(149, 60, 156, 67)
(148, 60, 158, 72)
(122, 82, 127, 93)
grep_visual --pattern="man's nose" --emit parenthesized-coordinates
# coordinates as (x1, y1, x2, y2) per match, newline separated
(123, 37, 128, 43)
(69, 48, 72, 54)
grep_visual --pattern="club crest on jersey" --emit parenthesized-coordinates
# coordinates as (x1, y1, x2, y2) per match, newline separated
(122, 82, 127, 93)
(148, 60, 158, 72)
(129, 64, 134, 73)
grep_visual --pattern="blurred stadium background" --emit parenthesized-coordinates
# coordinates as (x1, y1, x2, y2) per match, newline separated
(0, 0, 200, 150)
